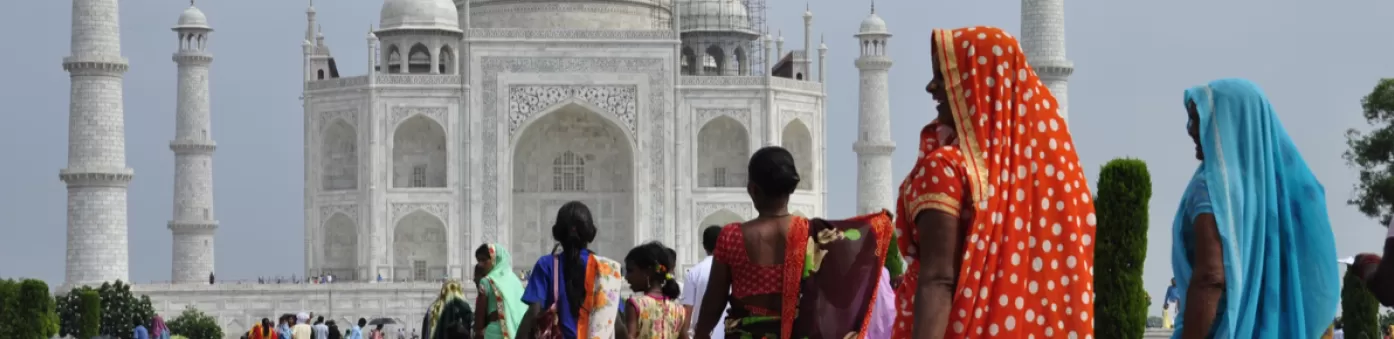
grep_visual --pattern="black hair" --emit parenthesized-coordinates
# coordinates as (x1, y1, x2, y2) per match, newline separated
(552, 201, 598, 315)
(474, 244, 490, 258)
(701, 226, 722, 254)
(625, 241, 681, 299)
(748, 146, 801, 199)
(316, 316, 324, 324)
(358, 318, 367, 327)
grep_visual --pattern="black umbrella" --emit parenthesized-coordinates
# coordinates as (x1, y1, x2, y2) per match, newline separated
(368, 318, 398, 326)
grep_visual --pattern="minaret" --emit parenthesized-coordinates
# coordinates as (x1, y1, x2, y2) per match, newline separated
(169, 2, 218, 284)
(62, 0, 134, 287)
(1020, 0, 1073, 122)
(853, 5, 895, 215)
(800, 6, 813, 78)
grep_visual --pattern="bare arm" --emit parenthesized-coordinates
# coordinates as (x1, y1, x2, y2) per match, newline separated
(516, 303, 540, 339)
(1182, 213, 1225, 339)
(472, 290, 487, 339)
(694, 261, 732, 339)
(622, 299, 638, 339)
(912, 210, 963, 339)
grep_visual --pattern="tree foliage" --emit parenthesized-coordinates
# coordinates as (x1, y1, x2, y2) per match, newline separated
(0, 279, 60, 339)
(57, 280, 155, 339)
(1343, 267, 1381, 339)
(167, 306, 223, 339)
(1092, 158, 1153, 339)
(1344, 78, 1394, 225)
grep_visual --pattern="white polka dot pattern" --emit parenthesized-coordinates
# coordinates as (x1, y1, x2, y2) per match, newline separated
(892, 26, 1095, 339)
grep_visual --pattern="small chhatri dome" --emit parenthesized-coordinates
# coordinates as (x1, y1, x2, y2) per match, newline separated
(858, 12, 887, 35)
(379, 0, 460, 32)
(679, 0, 753, 33)
(175, 4, 210, 30)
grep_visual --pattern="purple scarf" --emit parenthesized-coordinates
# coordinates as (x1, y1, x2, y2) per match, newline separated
(151, 315, 169, 337)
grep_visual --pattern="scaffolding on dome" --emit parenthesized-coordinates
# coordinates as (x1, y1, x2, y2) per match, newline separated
(675, 0, 768, 75)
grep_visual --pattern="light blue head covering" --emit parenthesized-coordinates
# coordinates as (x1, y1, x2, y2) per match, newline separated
(1170, 78, 1339, 338)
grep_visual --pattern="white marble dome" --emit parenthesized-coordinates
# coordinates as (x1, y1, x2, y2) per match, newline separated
(175, 6, 209, 29)
(380, 0, 460, 31)
(858, 12, 888, 35)
(679, 0, 752, 33)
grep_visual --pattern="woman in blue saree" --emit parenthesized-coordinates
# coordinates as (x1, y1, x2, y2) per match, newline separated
(1171, 78, 1340, 338)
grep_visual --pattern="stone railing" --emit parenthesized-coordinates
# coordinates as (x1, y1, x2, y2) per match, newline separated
(679, 76, 824, 93)
(375, 74, 462, 86)
(306, 76, 368, 91)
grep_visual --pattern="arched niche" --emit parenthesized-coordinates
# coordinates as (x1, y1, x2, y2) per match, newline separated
(511, 103, 635, 267)
(704, 45, 725, 75)
(386, 45, 403, 73)
(681, 46, 698, 75)
(392, 115, 447, 188)
(321, 213, 358, 280)
(392, 210, 447, 281)
(407, 43, 432, 74)
(321, 119, 358, 191)
(696, 116, 749, 188)
(782, 119, 814, 191)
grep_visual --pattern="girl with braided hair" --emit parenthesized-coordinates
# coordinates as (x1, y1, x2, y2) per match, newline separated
(518, 201, 624, 339)
(623, 242, 687, 339)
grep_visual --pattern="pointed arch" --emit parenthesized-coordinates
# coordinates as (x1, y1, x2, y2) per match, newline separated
(438, 45, 455, 74)
(321, 118, 358, 190)
(392, 115, 447, 188)
(733, 46, 749, 75)
(681, 46, 698, 75)
(321, 212, 359, 280)
(386, 45, 403, 73)
(392, 210, 447, 281)
(782, 119, 814, 191)
(407, 43, 432, 74)
(697, 116, 749, 187)
(704, 45, 725, 75)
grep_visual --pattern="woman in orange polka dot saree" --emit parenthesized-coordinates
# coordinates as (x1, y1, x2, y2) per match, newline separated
(891, 26, 1097, 339)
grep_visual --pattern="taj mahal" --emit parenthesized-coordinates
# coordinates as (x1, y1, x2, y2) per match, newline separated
(58, 0, 1072, 335)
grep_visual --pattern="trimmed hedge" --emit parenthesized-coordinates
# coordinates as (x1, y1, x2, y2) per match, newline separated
(1093, 158, 1153, 339)
(78, 290, 103, 339)
(1343, 268, 1380, 339)
(0, 279, 60, 339)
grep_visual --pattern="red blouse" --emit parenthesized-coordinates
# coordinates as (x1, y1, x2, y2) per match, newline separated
(714, 219, 805, 299)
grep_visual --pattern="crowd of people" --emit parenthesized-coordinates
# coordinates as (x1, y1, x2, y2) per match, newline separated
(241, 313, 421, 339)
(228, 23, 1394, 339)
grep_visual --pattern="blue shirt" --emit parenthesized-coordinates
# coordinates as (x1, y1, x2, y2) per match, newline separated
(522, 251, 592, 339)
(348, 326, 363, 339)
(280, 324, 293, 339)
(134, 325, 150, 339)
(1165, 285, 1180, 304)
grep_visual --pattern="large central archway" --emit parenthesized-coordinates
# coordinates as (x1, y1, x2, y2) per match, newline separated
(511, 102, 635, 267)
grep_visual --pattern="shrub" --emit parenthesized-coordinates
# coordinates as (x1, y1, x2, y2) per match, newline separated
(0, 279, 18, 335)
(1092, 158, 1153, 339)
(57, 280, 155, 339)
(167, 307, 223, 339)
(1344, 268, 1380, 339)
(78, 290, 103, 339)
(15, 279, 60, 339)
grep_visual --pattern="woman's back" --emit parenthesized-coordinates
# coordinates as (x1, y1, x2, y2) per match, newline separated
(717, 216, 799, 313)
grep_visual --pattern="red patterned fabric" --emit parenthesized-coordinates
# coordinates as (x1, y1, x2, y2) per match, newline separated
(714, 222, 786, 299)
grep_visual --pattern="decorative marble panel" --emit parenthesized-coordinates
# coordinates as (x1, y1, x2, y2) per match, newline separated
(318, 204, 359, 224)
(390, 106, 448, 130)
(389, 202, 449, 224)
(480, 57, 669, 242)
(508, 85, 638, 137)
(695, 202, 755, 220)
(694, 108, 750, 128)
(315, 109, 357, 132)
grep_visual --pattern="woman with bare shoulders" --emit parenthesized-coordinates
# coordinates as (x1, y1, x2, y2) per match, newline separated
(693, 146, 896, 339)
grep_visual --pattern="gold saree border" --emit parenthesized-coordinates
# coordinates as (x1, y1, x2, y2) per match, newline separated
(906, 193, 962, 219)
(932, 28, 990, 206)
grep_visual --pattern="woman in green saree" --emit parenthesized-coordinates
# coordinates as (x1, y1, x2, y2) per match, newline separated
(474, 243, 528, 339)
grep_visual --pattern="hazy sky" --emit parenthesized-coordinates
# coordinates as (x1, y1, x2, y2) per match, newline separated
(1, 0, 1391, 316)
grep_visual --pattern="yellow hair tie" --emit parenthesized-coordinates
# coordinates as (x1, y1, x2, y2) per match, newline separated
(665, 273, 675, 280)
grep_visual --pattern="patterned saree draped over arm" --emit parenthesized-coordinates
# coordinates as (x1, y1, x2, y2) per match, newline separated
(1170, 79, 1339, 338)
(795, 211, 898, 339)
(429, 281, 473, 339)
(481, 244, 529, 339)
(892, 26, 1097, 338)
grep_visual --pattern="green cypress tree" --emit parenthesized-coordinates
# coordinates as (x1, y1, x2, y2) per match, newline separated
(1344, 267, 1380, 339)
(78, 290, 103, 339)
(15, 279, 59, 339)
(1093, 158, 1153, 339)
